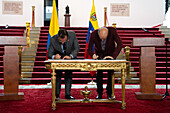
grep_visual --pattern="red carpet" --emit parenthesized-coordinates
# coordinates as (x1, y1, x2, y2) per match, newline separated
(0, 88, 170, 113)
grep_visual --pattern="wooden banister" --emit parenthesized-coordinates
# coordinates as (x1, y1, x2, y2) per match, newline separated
(26, 22, 30, 47)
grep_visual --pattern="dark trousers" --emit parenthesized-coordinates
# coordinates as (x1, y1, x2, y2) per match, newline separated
(96, 70, 113, 96)
(55, 70, 72, 96)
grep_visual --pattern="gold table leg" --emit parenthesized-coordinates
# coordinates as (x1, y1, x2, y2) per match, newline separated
(51, 68, 56, 110)
(111, 72, 115, 99)
(121, 68, 126, 109)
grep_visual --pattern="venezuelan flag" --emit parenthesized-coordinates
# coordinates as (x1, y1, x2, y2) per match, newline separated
(46, 0, 59, 59)
(84, 0, 99, 76)
(84, 0, 99, 59)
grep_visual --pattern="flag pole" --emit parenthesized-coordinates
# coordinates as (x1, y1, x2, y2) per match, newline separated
(46, 0, 60, 86)
(87, 72, 96, 85)
(87, 74, 96, 85)
(85, 0, 98, 85)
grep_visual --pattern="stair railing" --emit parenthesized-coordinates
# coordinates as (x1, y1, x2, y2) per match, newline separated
(26, 22, 30, 47)
(125, 46, 130, 78)
(18, 22, 31, 78)
(112, 23, 117, 28)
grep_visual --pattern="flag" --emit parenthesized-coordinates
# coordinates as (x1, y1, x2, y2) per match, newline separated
(46, 0, 60, 60)
(84, 0, 99, 76)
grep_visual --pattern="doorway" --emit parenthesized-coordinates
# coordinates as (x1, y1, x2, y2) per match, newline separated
(44, 0, 58, 26)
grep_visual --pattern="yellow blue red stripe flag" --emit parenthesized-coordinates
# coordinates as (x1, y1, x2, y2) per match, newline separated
(46, 0, 59, 59)
(84, 0, 99, 76)
(84, 0, 99, 59)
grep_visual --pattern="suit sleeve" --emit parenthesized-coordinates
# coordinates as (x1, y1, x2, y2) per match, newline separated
(47, 38, 55, 59)
(70, 32, 80, 58)
(112, 28, 123, 59)
(87, 33, 95, 57)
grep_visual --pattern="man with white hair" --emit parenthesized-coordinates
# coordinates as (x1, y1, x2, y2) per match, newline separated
(88, 27, 122, 99)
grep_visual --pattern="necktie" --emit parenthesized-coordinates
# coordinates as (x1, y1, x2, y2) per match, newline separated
(63, 43, 66, 54)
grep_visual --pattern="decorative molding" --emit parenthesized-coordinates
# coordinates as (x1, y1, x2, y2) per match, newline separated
(47, 62, 125, 71)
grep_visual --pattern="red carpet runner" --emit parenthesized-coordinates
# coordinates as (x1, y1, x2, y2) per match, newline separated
(0, 88, 170, 113)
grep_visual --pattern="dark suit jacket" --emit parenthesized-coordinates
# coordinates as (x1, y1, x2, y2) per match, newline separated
(87, 27, 122, 59)
(47, 31, 80, 59)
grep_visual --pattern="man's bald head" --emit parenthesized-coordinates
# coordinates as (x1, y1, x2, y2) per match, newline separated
(98, 27, 108, 41)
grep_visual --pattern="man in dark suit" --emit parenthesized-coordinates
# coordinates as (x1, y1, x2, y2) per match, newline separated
(48, 29, 80, 99)
(87, 27, 122, 99)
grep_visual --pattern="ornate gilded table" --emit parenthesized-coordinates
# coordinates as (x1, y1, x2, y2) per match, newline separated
(44, 59, 129, 110)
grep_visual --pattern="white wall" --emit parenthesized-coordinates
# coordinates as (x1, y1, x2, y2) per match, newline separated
(59, 0, 165, 27)
(0, 0, 44, 27)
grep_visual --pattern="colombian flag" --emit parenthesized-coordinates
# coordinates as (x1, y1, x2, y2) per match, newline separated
(46, 0, 59, 60)
(84, 0, 99, 76)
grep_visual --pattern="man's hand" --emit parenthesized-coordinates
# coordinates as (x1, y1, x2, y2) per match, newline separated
(92, 54, 99, 59)
(103, 56, 114, 60)
(54, 54, 61, 59)
(63, 56, 71, 59)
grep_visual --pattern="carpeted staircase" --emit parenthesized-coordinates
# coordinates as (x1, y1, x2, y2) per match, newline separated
(31, 27, 170, 84)
(0, 26, 169, 84)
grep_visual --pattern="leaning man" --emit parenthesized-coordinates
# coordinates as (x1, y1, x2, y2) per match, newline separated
(48, 29, 80, 99)
(87, 27, 122, 99)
